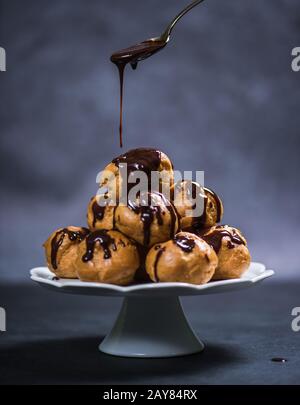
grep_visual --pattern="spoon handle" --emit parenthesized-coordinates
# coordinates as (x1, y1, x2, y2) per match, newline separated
(162, 0, 205, 41)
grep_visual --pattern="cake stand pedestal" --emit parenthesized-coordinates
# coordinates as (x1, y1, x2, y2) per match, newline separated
(100, 296, 203, 357)
(30, 263, 274, 358)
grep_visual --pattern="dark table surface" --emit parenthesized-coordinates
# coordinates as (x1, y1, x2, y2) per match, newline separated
(0, 279, 299, 385)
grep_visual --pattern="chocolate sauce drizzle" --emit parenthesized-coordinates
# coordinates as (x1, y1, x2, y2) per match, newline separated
(173, 234, 195, 253)
(153, 245, 166, 282)
(205, 187, 222, 223)
(112, 148, 169, 204)
(128, 191, 178, 247)
(191, 186, 222, 229)
(82, 230, 117, 262)
(91, 195, 110, 227)
(128, 192, 163, 247)
(111, 40, 166, 147)
(112, 148, 161, 185)
(51, 227, 89, 269)
(92, 201, 106, 227)
(201, 227, 245, 254)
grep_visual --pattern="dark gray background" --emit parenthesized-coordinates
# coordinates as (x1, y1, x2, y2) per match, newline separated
(0, 0, 300, 281)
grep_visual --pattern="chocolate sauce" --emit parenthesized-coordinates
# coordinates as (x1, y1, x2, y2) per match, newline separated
(271, 358, 288, 363)
(51, 227, 89, 269)
(128, 191, 178, 247)
(191, 186, 222, 229)
(205, 187, 222, 223)
(112, 206, 117, 229)
(128, 192, 164, 247)
(112, 148, 161, 182)
(111, 40, 166, 147)
(153, 246, 166, 282)
(82, 230, 117, 262)
(91, 195, 110, 227)
(92, 201, 105, 227)
(173, 233, 195, 253)
(201, 227, 245, 254)
(112, 148, 166, 202)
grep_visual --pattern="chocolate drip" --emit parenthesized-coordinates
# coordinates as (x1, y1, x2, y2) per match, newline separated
(191, 186, 222, 229)
(128, 192, 164, 247)
(82, 230, 117, 262)
(112, 148, 161, 177)
(205, 187, 222, 223)
(173, 234, 195, 253)
(112, 148, 162, 195)
(92, 199, 106, 227)
(51, 227, 89, 269)
(153, 246, 166, 282)
(112, 206, 117, 229)
(201, 228, 245, 254)
(111, 40, 166, 147)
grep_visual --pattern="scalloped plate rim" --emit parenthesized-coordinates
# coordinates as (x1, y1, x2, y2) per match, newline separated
(30, 262, 274, 295)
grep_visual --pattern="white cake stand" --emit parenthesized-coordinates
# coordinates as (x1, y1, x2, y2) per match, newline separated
(30, 263, 273, 358)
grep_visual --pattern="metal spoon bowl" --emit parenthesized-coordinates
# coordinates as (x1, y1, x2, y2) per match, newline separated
(111, 0, 205, 65)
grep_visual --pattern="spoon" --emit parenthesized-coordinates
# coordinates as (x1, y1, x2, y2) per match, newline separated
(158, 0, 206, 46)
(111, 0, 205, 67)
(110, 0, 205, 148)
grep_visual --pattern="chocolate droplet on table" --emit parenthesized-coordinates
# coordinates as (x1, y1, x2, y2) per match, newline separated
(271, 357, 288, 363)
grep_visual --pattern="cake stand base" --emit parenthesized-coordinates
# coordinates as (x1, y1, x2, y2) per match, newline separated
(99, 296, 204, 358)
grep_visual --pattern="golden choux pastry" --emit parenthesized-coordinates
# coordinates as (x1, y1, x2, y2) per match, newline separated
(200, 225, 251, 280)
(87, 194, 115, 231)
(172, 180, 223, 230)
(75, 230, 140, 285)
(98, 148, 174, 199)
(146, 231, 218, 284)
(115, 191, 180, 248)
(43, 226, 90, 278)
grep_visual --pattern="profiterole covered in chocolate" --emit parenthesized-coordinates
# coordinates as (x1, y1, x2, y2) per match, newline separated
(87, 194, 115, 231)
(172, 180, 223, 231)
(75, 230, 140, 285)
(146, 231, 218, 284)
(44, 226, 90, 278)
(98, 148, 174, 200)
(199, 225, 251, 280)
